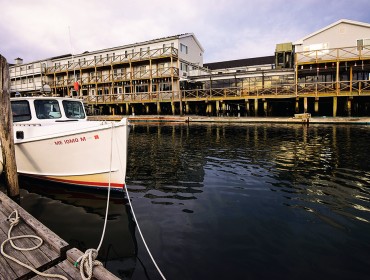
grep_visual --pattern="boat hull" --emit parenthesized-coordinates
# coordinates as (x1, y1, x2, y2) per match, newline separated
(13, 119, 129, 191)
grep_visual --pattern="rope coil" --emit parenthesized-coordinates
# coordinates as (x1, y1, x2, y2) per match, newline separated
(75, 248, 102, 280)
(1, 210, 68, 280)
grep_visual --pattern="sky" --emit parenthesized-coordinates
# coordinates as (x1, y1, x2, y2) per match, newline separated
(1, 0, 370, 64)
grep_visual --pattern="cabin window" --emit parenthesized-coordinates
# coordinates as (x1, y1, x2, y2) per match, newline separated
(62, 100, 86, 119)
(34, 100, 62, 119)
(11, 100, 32, 122)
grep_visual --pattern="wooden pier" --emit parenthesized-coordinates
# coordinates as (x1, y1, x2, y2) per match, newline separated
(0, 191, 119, 280)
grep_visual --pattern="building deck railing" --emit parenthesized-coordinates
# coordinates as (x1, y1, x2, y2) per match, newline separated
(45, 47, 178, 74)
(296, 46, 370, 64)
(47, 67, 179, 87)
(75, 80, 370, 104)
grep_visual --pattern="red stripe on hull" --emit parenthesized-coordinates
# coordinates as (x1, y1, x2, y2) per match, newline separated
(21, 174, 125, 190)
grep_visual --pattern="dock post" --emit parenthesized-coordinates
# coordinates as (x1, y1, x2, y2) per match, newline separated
(222, 102, 226, 116)
(157, 102, 161, 115)
(263, 99, 267, 116)
(245, 99, 250, 116)
(314, 97, 319, 115)
(295, 98, 299, 113)
(333, 96, 337, 117)
(0, 55, 19, 198)
(347, 97, 352, 117)
(254, 99, 258, 117)
(303, 97, 308, 113)
(171, 102, 175, 115)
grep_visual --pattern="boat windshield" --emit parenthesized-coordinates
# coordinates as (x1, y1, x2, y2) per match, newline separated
(11, 100, 32, 122)
(62, 100, 86, 119)
(34, 100, 62, 119)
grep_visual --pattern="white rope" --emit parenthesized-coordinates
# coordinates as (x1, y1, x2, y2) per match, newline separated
(124, 183, 167, 280)
(114, 120, 166, 279)
(0, 210, 68, 280)
(75, 122, 114, 280)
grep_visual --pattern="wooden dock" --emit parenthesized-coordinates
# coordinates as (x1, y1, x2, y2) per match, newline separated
(0, 191, 119, 280)
(88, 114, 370, 125)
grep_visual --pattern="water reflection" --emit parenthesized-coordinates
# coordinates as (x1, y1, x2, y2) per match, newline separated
(126, 123, 370, 279)
(2, 123, 370, 279)
(127, 124, 370, 226)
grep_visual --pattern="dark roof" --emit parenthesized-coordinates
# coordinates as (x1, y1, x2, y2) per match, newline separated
(204, 55, 275, 70)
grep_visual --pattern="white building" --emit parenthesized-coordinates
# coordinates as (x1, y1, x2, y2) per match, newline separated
(10, 33, 204, 97)
(294, 19, 370, 53)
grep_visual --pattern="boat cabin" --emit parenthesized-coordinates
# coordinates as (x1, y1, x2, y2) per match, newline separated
(11, 97, 87, 123)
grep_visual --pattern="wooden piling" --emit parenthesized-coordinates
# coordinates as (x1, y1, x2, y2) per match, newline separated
(0, 55, 19, 198)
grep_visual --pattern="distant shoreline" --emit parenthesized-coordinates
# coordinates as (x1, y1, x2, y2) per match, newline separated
(88, 115, 370, 124)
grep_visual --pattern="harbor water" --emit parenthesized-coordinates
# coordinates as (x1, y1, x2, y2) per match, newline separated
(3, 123, 370, 279)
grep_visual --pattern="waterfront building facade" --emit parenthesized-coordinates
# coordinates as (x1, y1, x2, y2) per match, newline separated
(9, 19, 370, 116)
(10, 33, 204, 113)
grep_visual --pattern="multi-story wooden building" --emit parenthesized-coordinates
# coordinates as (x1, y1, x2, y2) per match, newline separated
(10, 33, 204, 114)
(9, 19, 370, 116)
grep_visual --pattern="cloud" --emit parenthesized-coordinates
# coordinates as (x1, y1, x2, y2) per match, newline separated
(1, 0, 370, 64)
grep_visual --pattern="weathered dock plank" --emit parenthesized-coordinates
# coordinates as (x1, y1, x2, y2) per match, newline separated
(0, 191, 120, 279)
(0, 191, 69, 256)
(30, 258, 81, 280)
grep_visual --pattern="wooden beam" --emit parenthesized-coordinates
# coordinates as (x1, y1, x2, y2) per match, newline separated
(0, 55, 19, 198)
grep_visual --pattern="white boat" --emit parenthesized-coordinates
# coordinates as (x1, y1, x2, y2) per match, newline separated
(0, 96, 129, 191)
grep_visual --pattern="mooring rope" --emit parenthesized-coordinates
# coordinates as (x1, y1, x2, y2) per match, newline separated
(75, 122, 114, 280)
(124, 186, 167, 280)
(1, 209, 68, 280)
(113, 120, 167, 279)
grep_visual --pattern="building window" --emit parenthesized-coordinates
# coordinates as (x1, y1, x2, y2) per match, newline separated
(180, 43, 188, 54)
(28, 65, 33, 70)
(357, 38, 370, 50)
(28, 78, 33, 83)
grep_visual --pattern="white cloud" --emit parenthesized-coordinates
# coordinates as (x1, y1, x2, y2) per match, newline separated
(1, 0, 370, 64)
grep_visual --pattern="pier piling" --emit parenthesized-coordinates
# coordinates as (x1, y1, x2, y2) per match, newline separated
(0, 55, 19, 198)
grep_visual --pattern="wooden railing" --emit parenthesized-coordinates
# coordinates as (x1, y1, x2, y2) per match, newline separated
(70, 80, 370, 104)
(46, 67, 178, 87)
(45, 47, 178, 74)
(296, 46, 370, 64)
